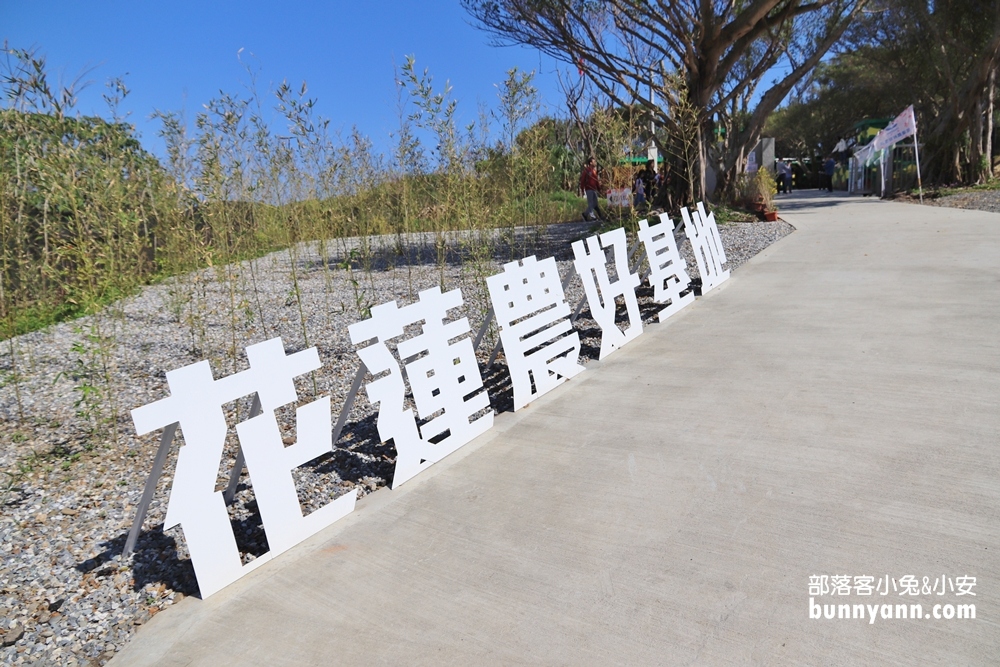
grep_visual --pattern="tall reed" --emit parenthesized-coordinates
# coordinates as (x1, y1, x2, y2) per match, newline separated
(2, 46, 644, 449)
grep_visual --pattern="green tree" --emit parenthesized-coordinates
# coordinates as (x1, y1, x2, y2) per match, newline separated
(768, 0, 1000, 184)
(463, 0, 868, 198)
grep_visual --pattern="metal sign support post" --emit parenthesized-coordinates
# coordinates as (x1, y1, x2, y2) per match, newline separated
(122, 422, 177, 558)
(913, 134, 925, 204)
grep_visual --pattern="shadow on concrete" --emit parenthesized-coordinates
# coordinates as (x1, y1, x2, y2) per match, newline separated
(774, 190, 866, 213)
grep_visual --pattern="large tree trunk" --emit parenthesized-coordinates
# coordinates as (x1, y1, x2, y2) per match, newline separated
(922, 27, 1000, 183)
(715, 123, 764, 197)
(712, 3, 864, 198)
(986, 68, 995, 179)
(466, 0, 873, 201)
(971, 89, 985, 183)
(697, 125, 708, 201)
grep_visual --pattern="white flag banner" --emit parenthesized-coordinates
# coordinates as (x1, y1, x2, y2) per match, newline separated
(854, 141, 879, 167)
(873, 106, 917, 151)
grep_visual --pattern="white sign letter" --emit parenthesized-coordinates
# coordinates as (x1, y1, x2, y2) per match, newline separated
(236, 339, 356, 558)
(131, 337, 357, 598)
(637, 214, 695, 321)
(487, 255, 584, 411)
(682, 202, 729, 293)
(348, 287, 493, 488)
(572, 228, 642, 359)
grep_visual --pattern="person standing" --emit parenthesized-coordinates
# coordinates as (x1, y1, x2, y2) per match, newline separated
(580, 157, 604, 222)
(633, 169, 646, 209)
(776, 159, 792, 194)
(656, 162, 674, 211)
(824, 156, 836, 192)
(640, 160, 657, 208)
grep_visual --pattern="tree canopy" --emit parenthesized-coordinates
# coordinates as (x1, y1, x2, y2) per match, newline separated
(463, 0, 868, 196)
(767, 0, 1000, 184)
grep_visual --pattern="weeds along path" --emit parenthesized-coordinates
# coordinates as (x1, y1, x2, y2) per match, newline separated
(0, 218, 790, 666)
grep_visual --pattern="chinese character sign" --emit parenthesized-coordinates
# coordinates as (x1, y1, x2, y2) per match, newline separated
(637, 214, 694, 322)
(681, 202, 729, 293)
(348, 287, 493, 489)
(572, 228, 642, 360)
(486, 255, 584, 411)
(808, 573, 977, 622)
(235, 339, 356, 558)
(810, 574, 977, 598)
(130, 337, 356, 598)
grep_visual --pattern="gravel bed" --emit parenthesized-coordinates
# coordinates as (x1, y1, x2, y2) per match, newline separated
(0, 216, 793, 665)
(913, 188, 1000, 213)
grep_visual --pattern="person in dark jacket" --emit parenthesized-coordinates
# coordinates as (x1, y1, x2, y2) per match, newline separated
(656, 162, 675, 211)
(640, 160, 657, 209)
(824, 156, 836, 192)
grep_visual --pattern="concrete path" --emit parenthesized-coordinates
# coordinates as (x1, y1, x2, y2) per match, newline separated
(113, 192, 1000, 666)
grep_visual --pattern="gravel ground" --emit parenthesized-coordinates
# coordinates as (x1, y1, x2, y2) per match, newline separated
(0, 215, 793, 665)
(911, 188, 1000, 213)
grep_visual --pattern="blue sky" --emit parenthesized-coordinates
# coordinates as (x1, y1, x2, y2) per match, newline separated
(3, 0, 566, 158)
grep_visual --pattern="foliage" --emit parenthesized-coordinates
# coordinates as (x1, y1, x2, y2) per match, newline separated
(711, 204, 757, 224)
(768, 0, 1000, 186)
(462, 0, 869, 198)
(0, 107, 171, 336)
(1, 46, 597, 353)
(765, 49, 903, 159)
(729, 169, 777, 213)
(1, 45, 607, 458)
(880, 0, 1000, 185)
